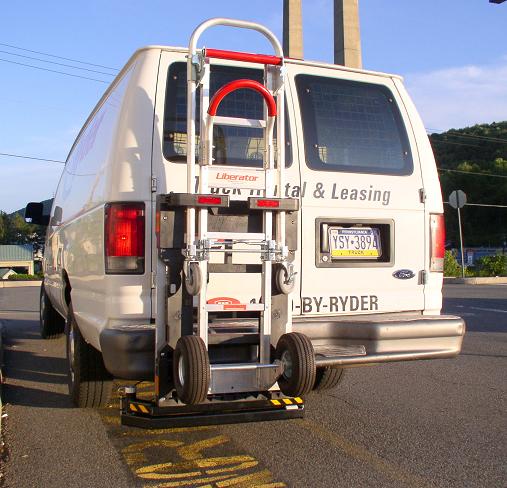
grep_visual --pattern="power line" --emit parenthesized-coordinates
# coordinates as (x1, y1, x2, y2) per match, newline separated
(0, 152, 65, 164)
(438, 167, 507, 179)
(465, 203, 507, 208)
(427, 127, 507, 144)
(0, 58, 110, 84)
(0, 49, 115, 77)
(444, 202, 507, 209)
(0, 41, 119, 71)
(430, 139, 480, 148)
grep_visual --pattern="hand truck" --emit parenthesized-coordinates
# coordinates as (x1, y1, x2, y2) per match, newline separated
(121, 17, 315, 428)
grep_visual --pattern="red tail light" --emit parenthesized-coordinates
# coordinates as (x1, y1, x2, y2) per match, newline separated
(430, 213, 445, 272)
(105, 203, 145, 274)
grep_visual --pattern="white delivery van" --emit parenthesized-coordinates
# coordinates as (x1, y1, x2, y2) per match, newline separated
(27, 18, 464, 417)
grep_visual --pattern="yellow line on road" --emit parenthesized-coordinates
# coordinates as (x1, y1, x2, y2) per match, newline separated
(178, 435, 229, 460)
(123, 440, 184, 465)
(121, 425, 216, 436)
(299, 419, 430, 488)
(215, 469, 285, 487)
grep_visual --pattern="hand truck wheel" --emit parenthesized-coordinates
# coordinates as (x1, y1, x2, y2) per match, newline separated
(275, 332, 316, 397)
(184, 262, 202, 296)
(173, 335, 210, 405)
(275, 264, 295, 295)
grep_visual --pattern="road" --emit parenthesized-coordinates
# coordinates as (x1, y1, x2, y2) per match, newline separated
(0, 284, 505, 488)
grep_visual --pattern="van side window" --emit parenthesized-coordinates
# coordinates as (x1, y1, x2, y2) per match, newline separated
(163, 62, 291, 167)
(296, 74, 413, 175)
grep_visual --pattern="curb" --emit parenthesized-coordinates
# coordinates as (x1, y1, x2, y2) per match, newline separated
(444, 277, 507, 285)
(0, 281, 42, 288)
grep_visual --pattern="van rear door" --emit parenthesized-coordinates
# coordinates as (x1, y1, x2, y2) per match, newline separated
(289, 66, 425, 316)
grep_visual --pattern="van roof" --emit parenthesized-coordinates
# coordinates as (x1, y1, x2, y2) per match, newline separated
(136, 45, 404, 81)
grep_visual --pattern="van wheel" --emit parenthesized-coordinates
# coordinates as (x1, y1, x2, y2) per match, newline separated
(66, 305, 113, 408)
(173, 336, 210, 405)
(275, 332, 316, 397)
(184, 262, 202, 296)
(313, 367, 345, 392)
(40, 283, 65, 339)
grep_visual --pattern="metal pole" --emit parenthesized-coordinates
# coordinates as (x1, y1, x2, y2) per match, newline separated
(457, 207, 465, 278)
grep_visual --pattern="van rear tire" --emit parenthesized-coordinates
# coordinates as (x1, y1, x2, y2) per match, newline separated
(275, 332, 316, 397)
(313, 367, 345, 392)
(66, 305, 113, 408)
(173, 336, 210, 405)
(40, 283, 65, 339)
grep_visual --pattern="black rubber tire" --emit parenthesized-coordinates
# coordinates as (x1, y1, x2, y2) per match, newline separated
(275, 332, 316, 397)
(66, 305, 113, 408)
(173, 335, 210, 405)
(40, 283, 65, 339)
(184, 262, 202, 296)
(313, 367, 345, 392)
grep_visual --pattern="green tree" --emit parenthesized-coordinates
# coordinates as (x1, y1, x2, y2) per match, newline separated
(0, 211, 45, 247)
(475, 254, 507, 277)
(444, 250, 461, 277)
(0, 211, 7, 243)
(430, 121, 507, 247)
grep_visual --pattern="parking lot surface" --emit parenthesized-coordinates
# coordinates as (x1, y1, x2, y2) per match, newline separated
(0, 284, 505, 487)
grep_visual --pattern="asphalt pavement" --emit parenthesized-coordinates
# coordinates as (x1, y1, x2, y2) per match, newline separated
(0, 284, 505, 488)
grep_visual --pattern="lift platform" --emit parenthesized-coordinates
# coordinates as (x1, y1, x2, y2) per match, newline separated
(120, 386, 304, 429)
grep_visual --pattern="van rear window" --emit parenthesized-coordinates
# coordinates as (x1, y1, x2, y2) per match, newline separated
(164, 62, 291, 167)
(295, 74, 413, 175)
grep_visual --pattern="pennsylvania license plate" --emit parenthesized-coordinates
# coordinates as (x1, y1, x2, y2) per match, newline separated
(328, 227, 381, 258)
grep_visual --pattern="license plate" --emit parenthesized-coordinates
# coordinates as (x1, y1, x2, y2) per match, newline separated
(328, 227, 381, 258)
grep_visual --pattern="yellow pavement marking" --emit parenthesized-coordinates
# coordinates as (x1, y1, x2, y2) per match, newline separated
(121, 425, 215, 436)
(136, 456, 257, 479)
(121, 432, 285, 487)
(178, 435, 229, 460)
(149, 473, 238, 487)
(299, 419, 430, 487)
(123, 440, 184, 465)
(215, 469, 285, 487)
(101, 414, 121, 426)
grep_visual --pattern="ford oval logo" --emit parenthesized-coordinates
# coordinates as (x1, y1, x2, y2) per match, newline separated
(393, 269, 415, 280)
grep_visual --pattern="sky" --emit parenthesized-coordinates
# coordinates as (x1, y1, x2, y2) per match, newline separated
(0, 0, 505, 213)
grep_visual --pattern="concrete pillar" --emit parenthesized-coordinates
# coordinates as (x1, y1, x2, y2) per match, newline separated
(334, 0, 362, 68)
(283, 0, 304, 58)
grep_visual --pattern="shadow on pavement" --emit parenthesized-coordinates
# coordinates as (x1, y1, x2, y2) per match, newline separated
(2, 317, 71, 408)
(4, 383, 72, 408)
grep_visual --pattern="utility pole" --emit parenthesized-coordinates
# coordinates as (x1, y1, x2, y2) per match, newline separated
(334, 0, 362, 68)
(283, 0, 304, 58)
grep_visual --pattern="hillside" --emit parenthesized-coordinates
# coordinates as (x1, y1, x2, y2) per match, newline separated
(429, 121, 507, 247)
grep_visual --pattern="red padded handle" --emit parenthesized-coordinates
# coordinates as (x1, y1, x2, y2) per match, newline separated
(205, 48, 283, 66)
(208, 79, 277, 117)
